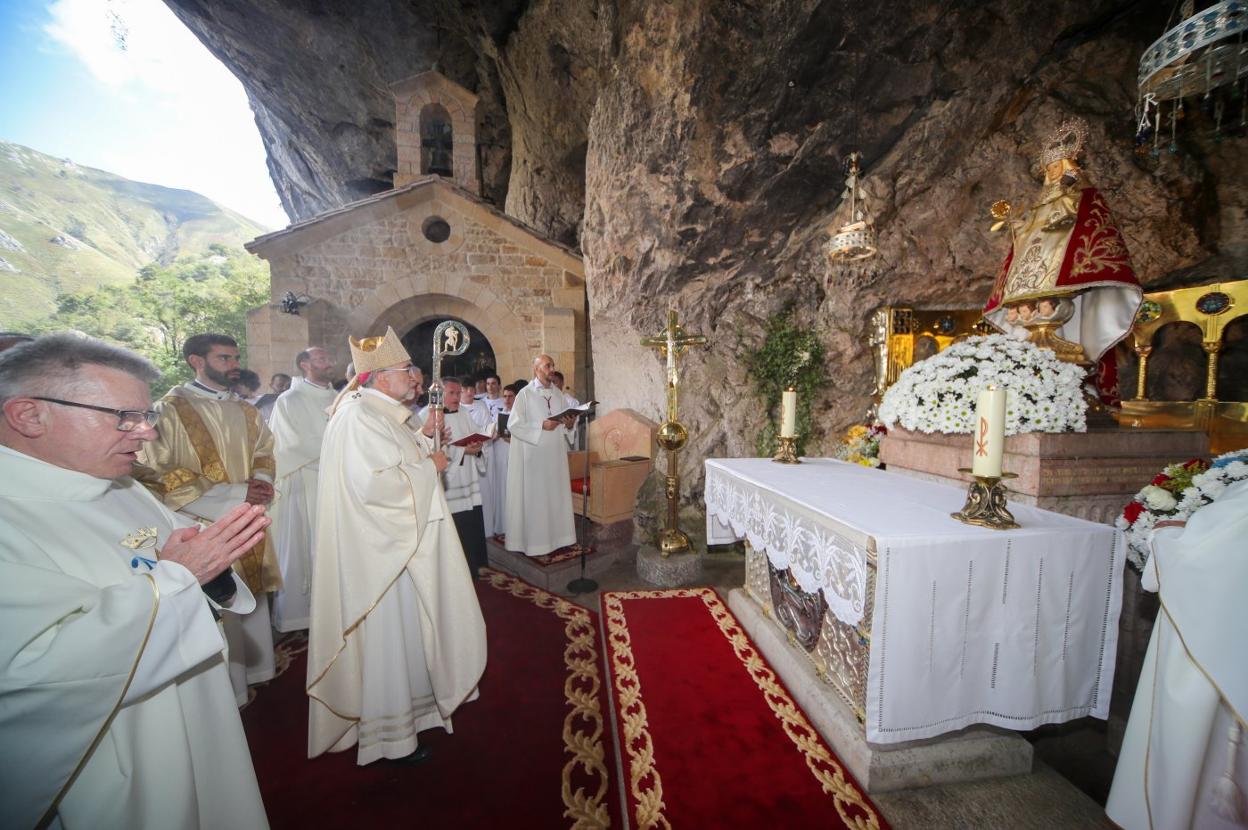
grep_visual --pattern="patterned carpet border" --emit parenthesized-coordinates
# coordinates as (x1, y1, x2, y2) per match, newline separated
(602, 587, 887, 830)
(480, 568, 611, 829)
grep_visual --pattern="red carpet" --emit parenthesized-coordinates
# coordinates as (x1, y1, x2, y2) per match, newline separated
(601, 588, 889, 829)
(242, 569, 619, 829)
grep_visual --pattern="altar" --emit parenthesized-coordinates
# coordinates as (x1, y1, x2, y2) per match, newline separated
(705, 458, 1125, 750)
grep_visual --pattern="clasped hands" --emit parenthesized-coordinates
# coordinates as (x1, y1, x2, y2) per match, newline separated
(160, 503, 270, 586)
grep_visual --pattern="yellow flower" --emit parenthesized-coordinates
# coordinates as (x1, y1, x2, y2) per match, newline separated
(847, 425, 868, 440)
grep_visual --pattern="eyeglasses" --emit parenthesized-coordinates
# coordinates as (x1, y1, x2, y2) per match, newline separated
(375, 365, 420, 376)
(32, 397, 159, 432)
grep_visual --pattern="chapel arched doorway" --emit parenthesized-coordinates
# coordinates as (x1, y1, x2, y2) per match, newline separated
(402, 317, 497, 383)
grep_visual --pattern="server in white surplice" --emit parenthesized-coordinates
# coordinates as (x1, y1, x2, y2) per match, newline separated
(425, 376, 489, 577)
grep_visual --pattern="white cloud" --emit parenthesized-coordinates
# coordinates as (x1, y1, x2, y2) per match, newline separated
(43, 0, 288, 229)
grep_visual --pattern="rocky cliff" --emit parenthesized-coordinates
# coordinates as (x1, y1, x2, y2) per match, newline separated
(166, 0, 1245, 520)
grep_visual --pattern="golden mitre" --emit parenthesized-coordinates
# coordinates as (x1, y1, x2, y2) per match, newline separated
(348, 326, 411, 374)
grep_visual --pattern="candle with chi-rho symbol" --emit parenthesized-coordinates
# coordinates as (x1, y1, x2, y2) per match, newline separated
(971, 385, 1006, 478)
(780, 387, 797, 438)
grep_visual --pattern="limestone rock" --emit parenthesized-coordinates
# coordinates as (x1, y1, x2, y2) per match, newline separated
(166, 0, 1243, 516)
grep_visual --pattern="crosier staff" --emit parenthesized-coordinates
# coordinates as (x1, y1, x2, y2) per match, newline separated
(428, 320, 470, 453)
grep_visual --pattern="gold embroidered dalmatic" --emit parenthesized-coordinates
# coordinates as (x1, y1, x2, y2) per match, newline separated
(135, 385, 282, 593)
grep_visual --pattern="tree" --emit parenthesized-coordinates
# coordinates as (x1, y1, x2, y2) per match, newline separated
(35, 248, 270, 396)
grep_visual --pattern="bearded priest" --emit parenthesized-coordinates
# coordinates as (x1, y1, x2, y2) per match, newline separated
(0, 333, 270, 829)
(134, 333, 282, 706)
(308, 327, 486, 766)
(268, 346, 337, 632)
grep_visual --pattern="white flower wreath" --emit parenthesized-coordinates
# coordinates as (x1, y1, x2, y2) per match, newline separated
(1117, 449, 1248, 571)
(878, 334, 1087, 435)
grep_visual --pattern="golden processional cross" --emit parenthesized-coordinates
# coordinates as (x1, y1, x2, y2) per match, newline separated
(641, 310, 708, 557)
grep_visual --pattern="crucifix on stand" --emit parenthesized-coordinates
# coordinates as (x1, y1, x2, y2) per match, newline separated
(641, 310, 708, 557)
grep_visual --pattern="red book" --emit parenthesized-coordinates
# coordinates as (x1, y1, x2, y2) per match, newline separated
(448, 432, 492, 448)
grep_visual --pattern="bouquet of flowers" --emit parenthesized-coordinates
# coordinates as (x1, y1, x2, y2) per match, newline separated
(878, 335, 1086, 435)
(834, 422, 887, 467)
(1117, 449, 1248, 571)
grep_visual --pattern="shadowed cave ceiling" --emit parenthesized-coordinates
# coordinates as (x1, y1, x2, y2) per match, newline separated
(166, 0, 1246, 511)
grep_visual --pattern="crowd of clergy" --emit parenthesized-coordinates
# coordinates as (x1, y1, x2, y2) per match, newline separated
(0, 325, 586, 828)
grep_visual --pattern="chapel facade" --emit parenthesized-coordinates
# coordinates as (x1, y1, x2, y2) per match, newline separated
(244, 71, 587, 394)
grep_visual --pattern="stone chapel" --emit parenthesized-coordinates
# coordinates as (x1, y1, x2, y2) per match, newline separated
(243, 70, 588, 394)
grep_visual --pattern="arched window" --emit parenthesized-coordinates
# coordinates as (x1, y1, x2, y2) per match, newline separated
(419, 103, 453, 178)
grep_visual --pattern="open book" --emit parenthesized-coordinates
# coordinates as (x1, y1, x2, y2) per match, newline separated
(448, 429, 494, 447)
(549, 400, 598, 421)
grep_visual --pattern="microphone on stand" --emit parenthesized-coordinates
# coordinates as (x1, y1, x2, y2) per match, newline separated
(567, 403, 598, 595)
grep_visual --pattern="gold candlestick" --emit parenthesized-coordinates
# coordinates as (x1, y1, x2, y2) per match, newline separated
(951, 468, 1019, 530)
(772, 436, 800, 464)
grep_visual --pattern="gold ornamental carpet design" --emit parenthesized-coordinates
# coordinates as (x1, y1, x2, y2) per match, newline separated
(240, 569, 619, 829)
(601, 587, 888, 829)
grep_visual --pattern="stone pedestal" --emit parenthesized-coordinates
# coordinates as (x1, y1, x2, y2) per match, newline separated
(728, 589, 1034, 793)
(637, 545, 702, 587)
(486, 541, 628, 594)
(879, 426, 1209, 524)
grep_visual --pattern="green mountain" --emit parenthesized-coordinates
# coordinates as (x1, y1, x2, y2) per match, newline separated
(0, 140, 271, 327)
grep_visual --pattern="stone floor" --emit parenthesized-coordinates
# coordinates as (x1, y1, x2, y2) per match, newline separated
(488, 535, 1120, 829)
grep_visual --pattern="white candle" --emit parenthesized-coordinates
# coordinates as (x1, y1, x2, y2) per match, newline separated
(971, 386, 1006, 478)
(780, 388, 797, 438)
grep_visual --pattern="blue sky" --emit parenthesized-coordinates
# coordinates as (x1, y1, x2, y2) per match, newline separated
(0, 0, 289, 229)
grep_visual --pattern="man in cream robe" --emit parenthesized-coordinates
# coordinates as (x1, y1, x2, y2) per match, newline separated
(268, 347, 337, 632)
(0, 333, 270, 829)
(308, 328, 486, 766)
(1107, 475, 1248, 830)
(506, 354, 577, 556)
(135, 333, 282, 705)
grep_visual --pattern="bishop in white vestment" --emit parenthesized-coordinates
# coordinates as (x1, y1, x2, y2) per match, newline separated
(308, 328, 486, 766)
(505, 355, 577, 556)
(0, 334, 270, 830)
(1107, 477, 1248, 830)
(269, 356, 337, 632)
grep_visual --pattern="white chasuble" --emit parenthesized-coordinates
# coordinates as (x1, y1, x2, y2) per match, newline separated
(504, 380, 576, 556)
(269, 378, 336, 632)
(0, 445, 267, 830)
(1106, 479, 1248, 830)
(308, 390, 487, 765)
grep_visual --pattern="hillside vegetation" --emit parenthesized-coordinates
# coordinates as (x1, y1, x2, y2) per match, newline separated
(0, 140, 269, 326)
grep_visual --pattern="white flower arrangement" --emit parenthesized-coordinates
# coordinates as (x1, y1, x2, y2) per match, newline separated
(1117, 449, 1248, 571)
(878, 334, 1087, 435)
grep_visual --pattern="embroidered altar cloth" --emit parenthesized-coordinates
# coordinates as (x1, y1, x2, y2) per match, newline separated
(704, 458, 1124, 743)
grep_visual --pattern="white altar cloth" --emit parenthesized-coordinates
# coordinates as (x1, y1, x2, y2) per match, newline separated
(704, 457, 1124, 743)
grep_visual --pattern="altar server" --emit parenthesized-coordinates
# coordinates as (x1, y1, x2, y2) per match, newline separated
(308, 327, 486, 766)
(1106, 475, 1248, 830)
(505, 354, 577, 556)
(268, 346, 337, 631)
(0, 333, 270, 829)
(425, 376, 489, 576)
(135, 333, 282, 706)
(482, 384, 516, 540)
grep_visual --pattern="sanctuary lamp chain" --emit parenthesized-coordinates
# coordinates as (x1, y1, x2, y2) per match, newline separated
(641, 310, 708, 557)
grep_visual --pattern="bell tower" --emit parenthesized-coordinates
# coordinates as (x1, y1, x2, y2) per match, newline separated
(390, 70, 480, 194)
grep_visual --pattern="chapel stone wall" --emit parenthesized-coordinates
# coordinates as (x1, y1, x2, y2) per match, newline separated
(249, 186, 586, 395)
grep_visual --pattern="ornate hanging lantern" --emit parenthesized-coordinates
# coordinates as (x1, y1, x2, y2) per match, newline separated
(826, 152, 878, 262)
(1135, 0, 1248, 153)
